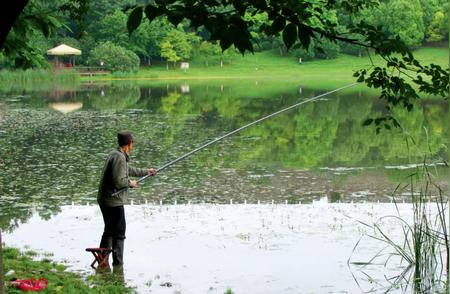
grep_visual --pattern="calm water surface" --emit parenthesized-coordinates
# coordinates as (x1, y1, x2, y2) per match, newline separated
(0, 80, 448, 292)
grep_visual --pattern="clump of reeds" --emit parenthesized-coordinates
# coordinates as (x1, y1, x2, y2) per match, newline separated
(349, 160, 449, 293)
(0, 69, 79, 93)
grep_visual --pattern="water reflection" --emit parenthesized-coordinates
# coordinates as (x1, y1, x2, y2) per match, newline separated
(49, 102, 83, 113)
(0, 81, 447, 231)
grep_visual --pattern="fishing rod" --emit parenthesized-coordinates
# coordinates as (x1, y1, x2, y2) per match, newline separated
(112, 82, 358, 196)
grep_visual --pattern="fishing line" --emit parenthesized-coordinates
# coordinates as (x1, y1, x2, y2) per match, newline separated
(113, 82, 358, 196)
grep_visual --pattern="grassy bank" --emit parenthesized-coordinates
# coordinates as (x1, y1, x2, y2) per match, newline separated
(0, 69, 80, 93)
(3, 247, 134, 293)
(86, 47, 448, 88)
(0, 47, 445, 95)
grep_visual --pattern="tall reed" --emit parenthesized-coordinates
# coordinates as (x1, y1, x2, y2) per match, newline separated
(349, 161, 448, 293)
(0, 69, 80, 93)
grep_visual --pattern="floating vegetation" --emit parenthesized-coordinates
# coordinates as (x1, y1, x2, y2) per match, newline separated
(0, 82, 448, 232)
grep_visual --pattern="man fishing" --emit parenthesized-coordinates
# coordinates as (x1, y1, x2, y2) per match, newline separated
(97, 131, 157, 267)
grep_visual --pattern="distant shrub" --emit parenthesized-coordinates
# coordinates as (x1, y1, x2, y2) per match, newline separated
(339, 35, 367, 57)
(314, 38, 340, 59)
(291, 37, 340, 61)
(291, 47, 316, 61)
(88, 41, 140, 72)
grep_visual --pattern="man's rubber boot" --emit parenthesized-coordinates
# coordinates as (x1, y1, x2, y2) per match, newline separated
(112, 264, 125, 283)
(112, 239, 124, 266)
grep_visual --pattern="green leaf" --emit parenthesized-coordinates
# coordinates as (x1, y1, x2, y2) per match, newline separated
(144, 5, 160, 22)
(297, 25, 311, 49)
(271, 17, 285, 33)
(220, 34, 234, 51)
(127, 6, 143, 35)
(253, 0, 267, 10)
(282, 23, 297, 50)
(235, 37, 254, 54)
(167, 12, 184, 26)
(362, 118, 373, 126)
(374, 117, 384, 125)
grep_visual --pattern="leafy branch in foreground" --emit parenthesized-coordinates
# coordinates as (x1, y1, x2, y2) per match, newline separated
(2, 0, 89, 68)
(125, 0, 448, 129)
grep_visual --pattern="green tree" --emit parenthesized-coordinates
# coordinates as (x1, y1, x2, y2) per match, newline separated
(426, 11, 446, 42)
(94, 9, 151, 60)
(88, 41, 140, 72)
(160, 41, 179, 69)
(198, 41, 221, 66)
(290, 36, 340, 61)
(162, 29, 193, 62)
(419, 0, 439, 31)
(77, 34, 97, 64)
(145, 18, 172, 64)
(363, 0, 425, 48)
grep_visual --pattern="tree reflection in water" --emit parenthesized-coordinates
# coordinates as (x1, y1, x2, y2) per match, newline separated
(0, 81, 447, 230)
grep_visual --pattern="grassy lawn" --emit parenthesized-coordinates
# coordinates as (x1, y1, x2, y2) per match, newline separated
(88, 47, 448, 89)
(3, 247, 135, 294)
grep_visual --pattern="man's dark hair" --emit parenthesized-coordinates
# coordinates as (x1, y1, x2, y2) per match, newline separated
(118, 131, 134, 147)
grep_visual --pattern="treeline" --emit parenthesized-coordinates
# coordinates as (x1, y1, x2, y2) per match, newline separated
(0, 0, 448, 72)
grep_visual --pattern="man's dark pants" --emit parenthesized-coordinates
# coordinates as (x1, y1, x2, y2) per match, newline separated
(99, 205, 126, 266)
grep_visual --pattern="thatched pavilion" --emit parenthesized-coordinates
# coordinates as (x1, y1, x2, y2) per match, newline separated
(47, 44, 81, 68)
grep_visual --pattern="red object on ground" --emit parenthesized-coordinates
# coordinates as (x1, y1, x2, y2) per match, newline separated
(11, 278, 48, 292)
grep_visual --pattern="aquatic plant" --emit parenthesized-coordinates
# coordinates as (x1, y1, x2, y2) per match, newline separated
(0, 69, 79, 93)
(349, 157, 449, 293)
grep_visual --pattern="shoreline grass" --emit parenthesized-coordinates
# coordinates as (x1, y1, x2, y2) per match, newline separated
(0, 69, 80, 93)
(3, 247, 135, 293)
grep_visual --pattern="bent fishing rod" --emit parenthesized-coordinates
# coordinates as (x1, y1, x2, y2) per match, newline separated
(112, 82, 358, 196)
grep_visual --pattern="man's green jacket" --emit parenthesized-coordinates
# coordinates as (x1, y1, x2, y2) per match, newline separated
(97, 148, 147, 207)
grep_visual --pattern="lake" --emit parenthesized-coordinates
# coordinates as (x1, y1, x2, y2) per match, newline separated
(0, 80, 448, 292)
